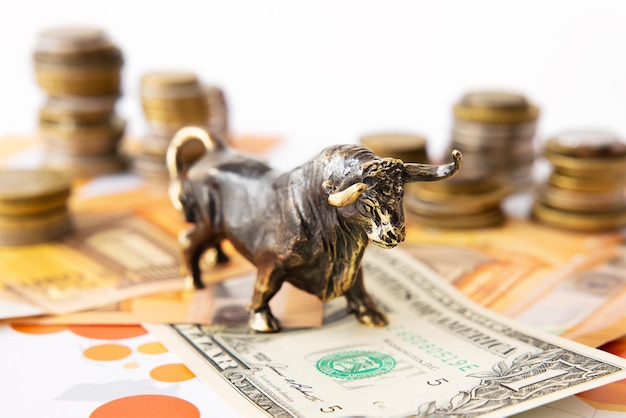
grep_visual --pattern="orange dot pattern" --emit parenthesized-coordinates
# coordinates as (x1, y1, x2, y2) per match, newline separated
(84, 344, 132, 361)
(11, 324, 67, 334)
(68, 324, 147, 340)
(10, 324, 202, 414)
(138, 341, 168, 355)
(150, 363, 196, 382)
(123, 362, 140, 369)
(90, 394, 200, 418)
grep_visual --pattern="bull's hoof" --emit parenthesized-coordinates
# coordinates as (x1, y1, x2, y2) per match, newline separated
(355, 309, 389, 328)
(249, 309, 281, 333)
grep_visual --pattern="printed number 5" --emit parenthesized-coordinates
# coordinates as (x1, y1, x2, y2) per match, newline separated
(427, 378, 449, 386)
(321, 405, 343, 413)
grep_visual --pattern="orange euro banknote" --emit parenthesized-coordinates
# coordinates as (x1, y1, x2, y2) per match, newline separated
(403, 217, 626, 347)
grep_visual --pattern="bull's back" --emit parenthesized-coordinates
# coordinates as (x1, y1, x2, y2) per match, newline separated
(186, 147, 278, 238)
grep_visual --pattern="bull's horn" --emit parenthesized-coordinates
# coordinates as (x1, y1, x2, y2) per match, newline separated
(328, 182, 367, 207)
(403, 149, 462, 183)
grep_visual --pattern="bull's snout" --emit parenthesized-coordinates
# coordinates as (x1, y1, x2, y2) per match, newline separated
(369, 223, 405, 249)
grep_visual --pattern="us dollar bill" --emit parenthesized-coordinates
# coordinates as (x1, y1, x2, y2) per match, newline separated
(147, 246, 626, 418)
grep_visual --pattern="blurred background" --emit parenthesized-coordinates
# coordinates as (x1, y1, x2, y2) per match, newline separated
(2, 0, 626, 169)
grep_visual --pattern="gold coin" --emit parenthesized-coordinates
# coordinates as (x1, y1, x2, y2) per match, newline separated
(453, 119, 537, 138)
(543, 130, 626, 158)
(138, 137, 171, 156)
(409, 172, 509, 195)
(34, 61, 122, 77)
(39, 96, 117, 124)
(0, 206, 69, 229)
(34, 49, 122, 69)
(35, 74, 121, 87)
(34, 26, 112, 54)
(453, 131, 535, 150)
(454, 105, 540, 124)
(42, 134, 122, 156)
(451, 154, 533, 169)
(406, 177, 511, 211)
(531, 201, 626, 231)
(360, 132, 428, 162)
(141, 96, 207, 111)
(39, 116, 125, 142)
(408, 207, 505, 229)
(536, 183, 625, 213)
(461, 90, 529, 109)
(0, 192, 70, 216)
(44, 150, 127, 178)
(0, 211, 73, 246)
(34, 61, 123, 75)
(0, 169, 72, 203)
(141, 71, 198, 88)
(36, 78, 121, 96)
(454, 90, 539, 123)
(33, 45, 123, 66)
(141, 107, 209, 118)
(140, 71, 203, 98)
(544, 149, 626, 177)
(404, 192, 501, 216)
(131, 152, 168, 180)
(206, 85, 228, 110)
(35, 72, 121, 86)
(548, 171, 623, 193)
(142, 116, 207, 126)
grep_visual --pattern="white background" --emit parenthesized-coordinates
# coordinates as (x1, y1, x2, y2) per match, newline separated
(1, 0, 626, 168)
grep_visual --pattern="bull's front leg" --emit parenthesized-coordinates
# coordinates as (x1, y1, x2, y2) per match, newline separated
(248, 263, 284, 333)
(344, 267, 388, 327)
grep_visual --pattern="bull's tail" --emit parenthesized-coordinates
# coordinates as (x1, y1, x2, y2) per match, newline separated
(166, 126, 224, 210)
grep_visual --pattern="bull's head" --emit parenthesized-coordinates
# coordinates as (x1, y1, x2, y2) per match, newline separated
(324, 149, 462, 248)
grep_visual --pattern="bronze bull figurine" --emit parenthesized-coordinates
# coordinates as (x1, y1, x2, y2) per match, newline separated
(167, 126, 462, 332)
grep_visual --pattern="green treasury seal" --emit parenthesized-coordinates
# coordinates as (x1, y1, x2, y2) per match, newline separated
(316, 350, 396, 380)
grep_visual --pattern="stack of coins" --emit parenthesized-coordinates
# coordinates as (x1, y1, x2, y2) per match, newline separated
(532, 130, 626, 231)
(0, 169, 73, 246)
(449, 90, 540, 191)
(405, 171, 512, 229)
(132, 71, 228, 181)
(359, 132, 429, 163)
(33, 26, 126, 178)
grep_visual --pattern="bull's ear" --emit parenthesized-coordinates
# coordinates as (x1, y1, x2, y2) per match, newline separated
(328, 182, 367, 207)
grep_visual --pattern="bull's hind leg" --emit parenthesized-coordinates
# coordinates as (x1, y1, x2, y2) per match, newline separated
(179, 223, 222, 289)
(344, 268, 388, 327)
(248, 264, 284, 332)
